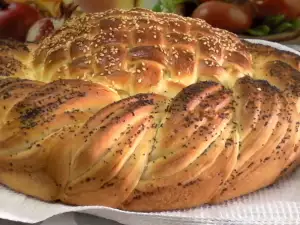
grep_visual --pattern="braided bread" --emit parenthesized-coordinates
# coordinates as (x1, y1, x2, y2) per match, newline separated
(1, 8, 300, 212)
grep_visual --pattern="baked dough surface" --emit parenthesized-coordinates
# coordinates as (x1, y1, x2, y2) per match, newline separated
(0, 8, 300, 212)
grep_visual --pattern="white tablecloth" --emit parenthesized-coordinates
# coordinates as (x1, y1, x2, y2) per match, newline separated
(1, 44, 299, 225)
(0, 214, 121, 225)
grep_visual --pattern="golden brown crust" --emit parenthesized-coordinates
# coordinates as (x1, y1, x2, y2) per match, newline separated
(0, 8, 300, 212)
(121, 82, 236, 211)
(0, 39, 32, 79)
(30, 8, 251, 95)
(243, 40, 300, 71)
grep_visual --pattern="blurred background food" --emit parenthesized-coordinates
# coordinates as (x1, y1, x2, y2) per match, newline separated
(0, 0, 77, 42)
(152, 0, 300, 43)
(1, 0, 300, 44)
(73, 0, 134, 13)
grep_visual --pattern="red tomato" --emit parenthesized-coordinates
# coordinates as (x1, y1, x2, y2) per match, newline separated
(253, 0, 300, 19)
(0, 2, 41, 41)
(192, 1, 253, 33)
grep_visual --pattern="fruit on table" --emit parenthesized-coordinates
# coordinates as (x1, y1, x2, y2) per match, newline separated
(26, 18, 55, 43)
(253, 0, 300, 20)
(192, 1, 253, 33)
(0, 1, 41, 41)
(6, 0, 61, 17)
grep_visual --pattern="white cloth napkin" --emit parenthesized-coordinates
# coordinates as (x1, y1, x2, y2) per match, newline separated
(1, 40, 300, 225)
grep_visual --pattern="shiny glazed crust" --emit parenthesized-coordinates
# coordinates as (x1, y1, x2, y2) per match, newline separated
(0, 8, 300, 212)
